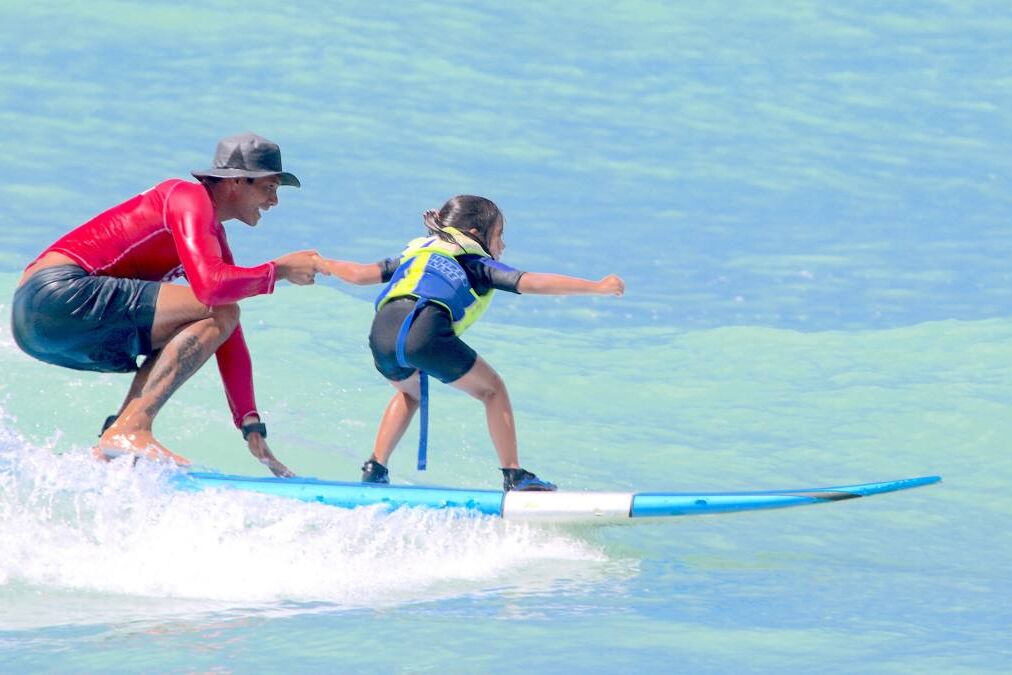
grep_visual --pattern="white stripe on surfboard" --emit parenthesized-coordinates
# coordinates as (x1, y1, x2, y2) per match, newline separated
(501, 491, 633, 521)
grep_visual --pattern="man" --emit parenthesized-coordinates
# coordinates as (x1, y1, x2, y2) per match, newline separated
(11, 132, 326, 476)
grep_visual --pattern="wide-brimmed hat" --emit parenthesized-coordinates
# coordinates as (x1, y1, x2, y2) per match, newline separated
(191, 132, 300, 187)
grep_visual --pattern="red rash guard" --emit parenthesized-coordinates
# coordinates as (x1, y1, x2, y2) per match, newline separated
(35, 178, 276, 427)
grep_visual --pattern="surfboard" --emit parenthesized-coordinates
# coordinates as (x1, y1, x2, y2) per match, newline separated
(174, 472, 941, 523)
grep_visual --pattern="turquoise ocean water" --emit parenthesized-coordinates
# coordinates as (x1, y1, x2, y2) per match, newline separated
(2, 1, 1011, 672)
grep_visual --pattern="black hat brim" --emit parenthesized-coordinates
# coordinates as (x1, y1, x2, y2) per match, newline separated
(191, 168, 300, 188)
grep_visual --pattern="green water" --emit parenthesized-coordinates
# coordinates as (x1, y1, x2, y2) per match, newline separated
(3, 277, 1009, 671)
(3, 0, 1012, 672)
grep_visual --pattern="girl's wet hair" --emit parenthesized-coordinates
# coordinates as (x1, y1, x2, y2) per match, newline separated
(423, 195, 503, 256)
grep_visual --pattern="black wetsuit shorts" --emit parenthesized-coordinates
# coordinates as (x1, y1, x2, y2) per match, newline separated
(369, 297, 478, 384)
(11, 265, 160, 373)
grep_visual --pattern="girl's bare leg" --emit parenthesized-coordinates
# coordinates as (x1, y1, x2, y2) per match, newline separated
(370, 376, 421, 465)
(449, 356, 519, 468)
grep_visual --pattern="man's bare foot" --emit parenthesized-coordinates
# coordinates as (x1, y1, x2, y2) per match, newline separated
(94, 428, 191, 466)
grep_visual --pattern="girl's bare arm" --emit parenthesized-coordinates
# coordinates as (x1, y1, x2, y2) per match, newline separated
(322, 259, 385, 285)
(517, 272, 624, 296)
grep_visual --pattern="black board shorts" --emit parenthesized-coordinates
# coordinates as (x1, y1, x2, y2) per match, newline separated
(11, 265, 160, 373)
(369, 297, 478, 384)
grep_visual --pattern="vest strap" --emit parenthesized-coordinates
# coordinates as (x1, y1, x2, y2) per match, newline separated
(394, 299, 430, 471)
(418, 370, 429, 471)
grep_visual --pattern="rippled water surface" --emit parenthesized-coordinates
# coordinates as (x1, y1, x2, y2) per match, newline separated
(2, 1, 1011, 672)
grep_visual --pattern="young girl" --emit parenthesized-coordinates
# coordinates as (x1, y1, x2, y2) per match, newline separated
(326, 195, 624, 491)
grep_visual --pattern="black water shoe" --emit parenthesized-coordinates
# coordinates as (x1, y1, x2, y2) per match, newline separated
(361, 458, 390, 484)
(502, 468, 557, 492)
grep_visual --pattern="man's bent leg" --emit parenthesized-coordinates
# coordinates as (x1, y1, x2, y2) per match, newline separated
(115, 349, 160, 416)
(97, 284, 240, 463)
(114, 283, 217, 420)
(97, 350, 160, 437)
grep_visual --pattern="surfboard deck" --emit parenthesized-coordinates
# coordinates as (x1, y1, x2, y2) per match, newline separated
(174, 472, 941, 523)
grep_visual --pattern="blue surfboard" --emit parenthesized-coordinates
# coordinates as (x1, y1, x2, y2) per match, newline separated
(174, 472, 941, 523)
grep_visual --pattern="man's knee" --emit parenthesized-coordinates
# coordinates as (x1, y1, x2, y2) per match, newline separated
(212, 303, 241, 333)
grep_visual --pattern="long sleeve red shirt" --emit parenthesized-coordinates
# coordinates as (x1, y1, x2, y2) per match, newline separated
(36, 178, 275, 427)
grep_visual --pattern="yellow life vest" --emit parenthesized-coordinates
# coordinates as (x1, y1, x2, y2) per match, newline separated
(375, 227, 495, 335)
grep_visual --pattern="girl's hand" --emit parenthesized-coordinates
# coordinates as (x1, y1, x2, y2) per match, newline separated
(598, 274, 625, 296)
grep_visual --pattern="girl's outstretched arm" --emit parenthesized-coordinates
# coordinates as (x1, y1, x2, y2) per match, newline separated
(322, 259, 385, 285)
(518, 272, 625, 296)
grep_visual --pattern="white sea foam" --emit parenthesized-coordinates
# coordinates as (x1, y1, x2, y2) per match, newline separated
(0, 407, 608, 614)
